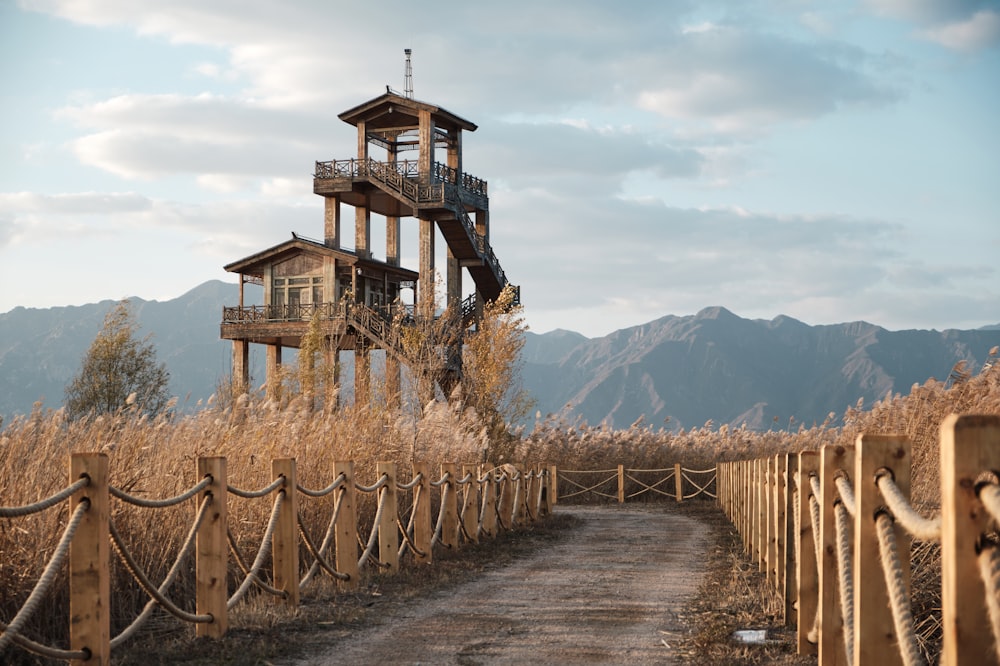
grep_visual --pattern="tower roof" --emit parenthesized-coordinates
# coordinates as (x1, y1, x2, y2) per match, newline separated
(338, 92, 477, 133)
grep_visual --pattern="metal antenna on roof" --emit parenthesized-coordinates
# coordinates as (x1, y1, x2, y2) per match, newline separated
(403, 48, 413, 99)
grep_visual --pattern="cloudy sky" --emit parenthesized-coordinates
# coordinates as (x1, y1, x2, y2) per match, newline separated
(1, 0, 998, 337)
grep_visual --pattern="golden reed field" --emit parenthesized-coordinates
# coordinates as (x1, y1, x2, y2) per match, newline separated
(1, 348, 997, 655)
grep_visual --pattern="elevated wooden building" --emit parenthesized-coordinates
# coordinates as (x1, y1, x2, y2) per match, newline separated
(221, 87, 517, 405)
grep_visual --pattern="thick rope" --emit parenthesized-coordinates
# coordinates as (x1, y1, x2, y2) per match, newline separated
(834, 501, 855, 664)
(0, 477, 89, 518)
(398, 484, 424, 558)
(111, 495, 212, 647)
(357, 487, 387, 568)
(228, 491, 288, 610)
(227, 476, 285, 499)
(875, 472, 941, 542)
(977, 544, 1000, 663)
(807, 492, 822, 644)
(834, 475, 856, 517)
(396, 472, 423, 491)
(477, 481, 493, 539)
(0, 500, 88, 655)
(874, 512, 923, 666)
(682, 471, 717, 499)
(0, 622, 88, 662)
(682, 467, 717, 474)
(226, 526, 284, 598)
(356, 473, 389, 494)
(109, 476, 212, 508)
(431, 482, 452, 547)
(297, 513, 349, 584)
(107, 500, 212, 639)
(296, 473, 345, 498)
(978, 483, 1000, 525)
(299, 488, 346, 588)
(430, 471, 451, 488)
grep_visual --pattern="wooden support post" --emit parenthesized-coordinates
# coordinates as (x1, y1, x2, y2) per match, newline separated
(854, 434, 910, 666)
(783, 453, 798, 627)
(618, 464, 625, 503)
(196, 456, 228, 638)
(480, 463, 497, 538)
(941, 414, 1000, 666)
(272, 458, 299, 606)
(797, 451, 820, 655)
(442, 463, 459, 550)
(761, 456, 778, 586)
(773, 454, 785, 595)
(819, 444, 853, 666)
(758, 458, 767, 571)
(413, 462, 432, 563)
(334, 461, 359, 587)
(498, 466, 514, 531)
(549, 465, 559, 506)
(674, 462, 683, 502)
(376, 462, 399, 573)
(462, 463, 479, 543)
(70, 453, 110, 666)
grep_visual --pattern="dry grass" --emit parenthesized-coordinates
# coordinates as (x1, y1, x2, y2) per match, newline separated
(2, 348, 997, 662)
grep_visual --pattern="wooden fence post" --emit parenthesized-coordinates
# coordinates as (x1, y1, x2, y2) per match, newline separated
(272, 458, 299, 606)
(462, 463, 480, 542)
(766, 456, 775, 583)
(498, 466, 514, 530)
(854, 434, 910, 666)
(542, 465, 554, 515)
(617, 464, 625, 503)
(442, 463, 459, 549)
(818, 444, 853, 666)
(196, 456, 228, 638)
(783, 453, 798, 627)
(674, 463, 683, 502)
(334, 461, 360, 586)
(797, 450, 820, 655)
(480, 462, 497, 538)
(758, 458, 767, 572)
(549, 465, 559, 506)
(413, 461, 432, 563)
(524, 468, 538, 521)
(377, 462, 399, 573)
(941, 414, 1000, 665)
(772, 454, 785, 595)
(70, 452, 110, 666)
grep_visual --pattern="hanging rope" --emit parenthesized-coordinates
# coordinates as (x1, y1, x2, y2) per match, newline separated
(875, 471, 941, 542)
(227, 476, 285, 499)
(299, 487, 347, 588)
(297, 512, 349, 583)
(0, 477, 89, 518)
(228, 491, 287, 610)
(109, 476, 212, 508)
(977, 543, 1000, 664)
(834, 501, 855, 664)
(296, 472, 345, 498)
(0, 500, 89, 655)
(834, 474, 856, 517)
(873, 512, 923, 666)
(357, 487, 387, 568)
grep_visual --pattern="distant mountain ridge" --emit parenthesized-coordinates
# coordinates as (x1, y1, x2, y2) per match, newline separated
(2, 284, 998, 431)
(523, 306, 1000, 430)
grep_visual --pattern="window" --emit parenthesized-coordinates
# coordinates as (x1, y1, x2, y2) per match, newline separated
(271, 275, 324, 319)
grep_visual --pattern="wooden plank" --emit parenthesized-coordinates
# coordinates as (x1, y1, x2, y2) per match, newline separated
(783, 453, 798, 627)
(941, 414, 1000, 665)
(819, 444, 853, 666)
(462, 463, 480, 542)
(797, 450, 820, 655)
(618, 464, 625, 504)
(377, 462, 399, 573)
(412, 461, 432, 564)
(196, 456, 228, 638)
(272, 458, 299, 606)
(334, 461, 360, 586)
(480, 462, 497, 537)
(774, 454, 786, 597)
(441, 463, 459, 549)
(854, 434, 909, 666)
(70, 453, 110, 666)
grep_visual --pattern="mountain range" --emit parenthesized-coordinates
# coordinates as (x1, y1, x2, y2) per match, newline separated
(2, 281, 998, 431)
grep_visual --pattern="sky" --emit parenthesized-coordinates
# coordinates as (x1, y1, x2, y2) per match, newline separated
(1, 0, 998, 338)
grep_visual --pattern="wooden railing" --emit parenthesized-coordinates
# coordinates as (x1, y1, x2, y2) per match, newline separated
(555, 464, 717, 503)
(0, 455, 554, 664)
(717, 414, 1000, 665)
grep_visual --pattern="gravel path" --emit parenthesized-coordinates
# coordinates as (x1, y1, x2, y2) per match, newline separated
(283, 504, 711, 665)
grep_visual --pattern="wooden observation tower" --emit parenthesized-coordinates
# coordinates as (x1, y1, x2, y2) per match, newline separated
(220, 57, 518, 406)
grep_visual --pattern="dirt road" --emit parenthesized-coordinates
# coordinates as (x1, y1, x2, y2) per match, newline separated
(283, 504, 712, 665)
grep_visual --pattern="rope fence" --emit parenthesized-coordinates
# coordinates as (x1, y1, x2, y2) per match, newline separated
(717, 413, 1000, 666)
(0, 456, 555, 663)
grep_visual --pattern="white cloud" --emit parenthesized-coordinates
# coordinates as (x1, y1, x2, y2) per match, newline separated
(920, 9, 1000, 50)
